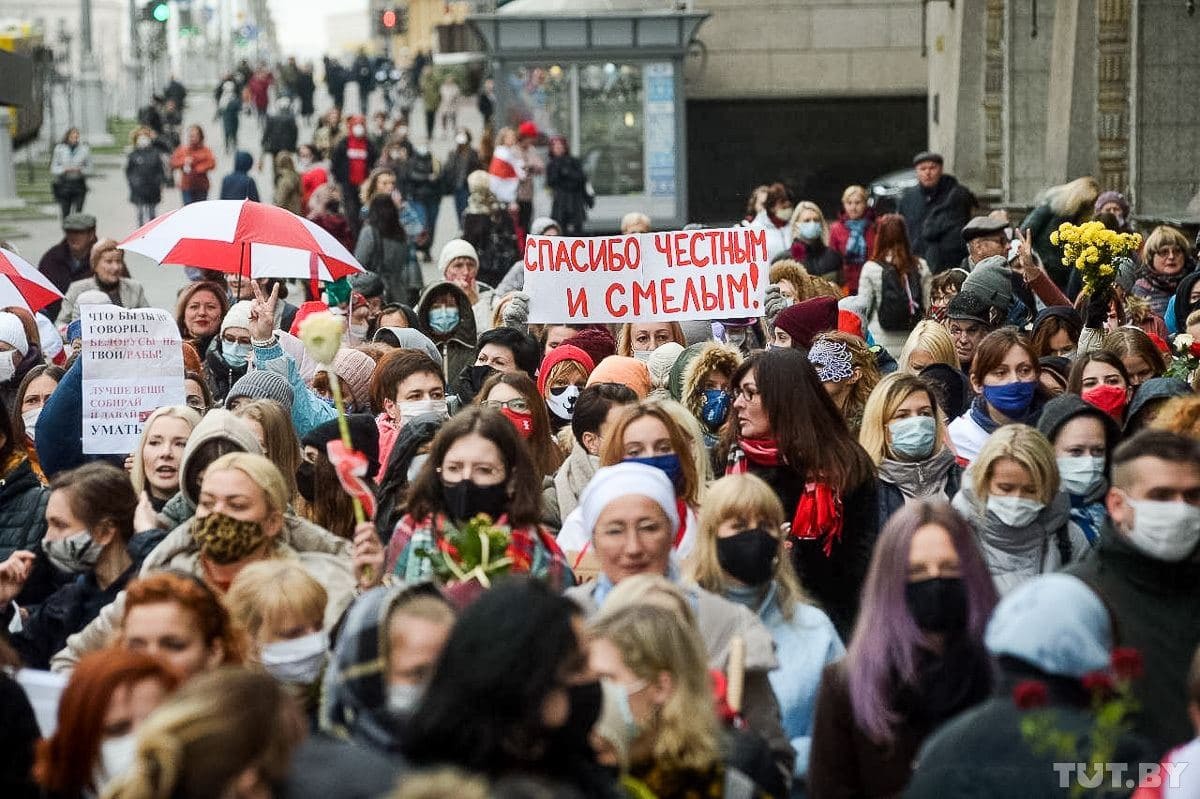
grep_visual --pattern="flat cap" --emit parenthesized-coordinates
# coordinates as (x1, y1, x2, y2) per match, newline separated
(62, 213, 97, 231)
(912, 151, 944, 167)
(962, 215, 1008, 241)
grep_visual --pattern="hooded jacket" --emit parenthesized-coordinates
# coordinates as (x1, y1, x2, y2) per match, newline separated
(679, 342, 742, 421)
(952, 481, 1071, 595)
(415, 281, 477, 387)
(273, 151, 302, 214)
(375, 414, 444, 543)
(1124, 376, 1192, 433)
(373, 326, 443, 366)
(219, 151, 260, 201)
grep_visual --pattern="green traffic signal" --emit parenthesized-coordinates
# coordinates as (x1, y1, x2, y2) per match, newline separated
(152, 2, 170, 22)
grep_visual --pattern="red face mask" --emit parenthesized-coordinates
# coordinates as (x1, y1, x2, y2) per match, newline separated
(500, 406, 534, 438)
(1081, 384, 1128, 419)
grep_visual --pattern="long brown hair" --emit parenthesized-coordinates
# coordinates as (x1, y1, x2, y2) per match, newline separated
(724, 348, 873, 490)
(476, 371, 562, 481)
(870, 213, 918, 276)
(599, 400, 702, 506)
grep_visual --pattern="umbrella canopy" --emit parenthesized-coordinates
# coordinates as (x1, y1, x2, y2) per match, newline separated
(117, 199, 365, 282)
(0, 248, 65, 313)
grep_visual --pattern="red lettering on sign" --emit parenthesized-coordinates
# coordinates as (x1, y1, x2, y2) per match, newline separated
(605, 283, 628, 317)
(566, 287, 589, 317)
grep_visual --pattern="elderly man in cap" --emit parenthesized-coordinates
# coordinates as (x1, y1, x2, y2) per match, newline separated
(898, 152, 974, 273)
(962, 216, 1073, 327)
(37, 213, 98, 320)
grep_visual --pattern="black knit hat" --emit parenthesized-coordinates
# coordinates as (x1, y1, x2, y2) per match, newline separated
(302, 414, 380, 477)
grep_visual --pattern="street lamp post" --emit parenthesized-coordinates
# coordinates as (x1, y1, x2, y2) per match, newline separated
(78, 0, 114, 145)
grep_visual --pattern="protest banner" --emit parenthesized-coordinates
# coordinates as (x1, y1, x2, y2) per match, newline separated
(81, 304, 185, 454)
(523, 227, 769, 324)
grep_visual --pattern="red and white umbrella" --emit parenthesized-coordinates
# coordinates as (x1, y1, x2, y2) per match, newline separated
(117, 199, 364, 282)
(0, 248, 64, 313)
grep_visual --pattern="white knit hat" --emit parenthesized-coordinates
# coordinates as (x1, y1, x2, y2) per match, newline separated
(0, 312, 29, 356)
(437, 238, 479, 275)
(578, 462, 679, 538)
(222, 300, 254, 333)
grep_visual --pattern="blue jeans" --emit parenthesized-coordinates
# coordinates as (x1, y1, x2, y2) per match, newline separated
(181, 188, 207, 205)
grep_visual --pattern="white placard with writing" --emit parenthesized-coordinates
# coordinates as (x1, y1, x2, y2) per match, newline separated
(81, 304, 185, 454)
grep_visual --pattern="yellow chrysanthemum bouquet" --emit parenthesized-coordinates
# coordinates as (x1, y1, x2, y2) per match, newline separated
(1050, 221, 1142, 297)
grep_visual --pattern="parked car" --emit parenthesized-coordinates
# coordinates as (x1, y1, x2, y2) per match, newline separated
(867, 167, 918, 213)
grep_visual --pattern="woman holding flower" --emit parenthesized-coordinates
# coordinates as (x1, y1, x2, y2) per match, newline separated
(382, 406, 571, 589)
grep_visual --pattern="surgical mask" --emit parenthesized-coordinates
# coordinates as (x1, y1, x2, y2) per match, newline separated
(348, 321, 369, 341)
(406, 452, 430, 482)
(429, 306, 459, 334)
(602, 678, 643, 739)
(389, 682, 424, 715)
(21, 407, 41, 440)
(632, 349, 653, 363)
(298, 156, 313, 170)
(94, 733, 137, 791)
(546, 384, 581, 421)
(772, 206, 793, 221)
(624, 453, 684, 493)
(260, 631, 329, 684)
(399, 398, 447, 423)
(442, 478, 509, 522)
(43, 530, 102, 574)
(136, 136, 151, 148)
(1057, 455, 1105, 496)
(716, 527, 777, 586)
(904, 577, 968, 633)
(222, 339, 250, 368)
(0, 351, 15, 382)
(981, 380, 1036, 417)
(700, 389, 731, 429)
(986, 495, 1044, 528)
(1123, 498, 1200, 562)
(797, 220, 822, 240)
(352, 124, 366, 137)
(724, 328, 749, 348)
(888, 415, 936, 460)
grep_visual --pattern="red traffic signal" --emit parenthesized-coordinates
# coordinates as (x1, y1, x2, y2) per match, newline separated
(382, 9, 397, 28)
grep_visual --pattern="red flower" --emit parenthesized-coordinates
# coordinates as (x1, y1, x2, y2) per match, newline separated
(1112, 647, 1145, 681)
(1081, 671, 1116, 698)
(1012, 679, 1049, 710)
(1149, 333, 1170, 353)
(436, 537, 460, 559)
(1188, 342, 1200, 359)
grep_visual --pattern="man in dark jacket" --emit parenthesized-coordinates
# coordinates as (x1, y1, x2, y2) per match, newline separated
(1066, 430, 1200, 754)
(261, 98, 299, 172)
(37, 213, 96, 320)
(219, 151, 260, 201)
(898, 152, 974, 273)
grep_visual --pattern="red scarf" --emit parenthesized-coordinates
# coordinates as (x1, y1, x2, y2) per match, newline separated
(727, 438, 844, 556)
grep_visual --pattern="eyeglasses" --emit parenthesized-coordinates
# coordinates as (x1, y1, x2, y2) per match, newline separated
(1154, 246, 1185, 258)
(222, 334, 252, 347)
(483, 398, 529, 412)
(185, 396, 207, 411)
(732, 386, 759, 402)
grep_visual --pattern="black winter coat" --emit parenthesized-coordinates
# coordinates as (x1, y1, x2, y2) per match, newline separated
(546, 154, 589, 231)
(898, 175, 973, 273)
(203, 346, 248, 405)
(37, 239, 93, 320)
(0, 460, 48, 562)
(125, 147, 166, 204)
(262, 113, 299, 155)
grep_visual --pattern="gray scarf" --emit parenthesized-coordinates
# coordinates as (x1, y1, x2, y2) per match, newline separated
(876, 447, 956, 499)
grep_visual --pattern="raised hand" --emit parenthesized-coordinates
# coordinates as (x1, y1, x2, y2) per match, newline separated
(352, 522, 385, 591)
(249, 280, 280, 342)
(0, 551, 36, 606)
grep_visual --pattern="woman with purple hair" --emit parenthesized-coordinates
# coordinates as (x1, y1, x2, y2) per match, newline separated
(807, 499, 997, 798)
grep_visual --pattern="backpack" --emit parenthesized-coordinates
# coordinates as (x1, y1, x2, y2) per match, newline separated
(877, 261, 923, 332)
(478, 215, 520, 287)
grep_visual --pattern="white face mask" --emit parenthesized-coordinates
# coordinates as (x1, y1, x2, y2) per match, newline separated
(1057, 455, 1105, 496)
(455, 133, 468, 145)
(136, 136, 152, 148)
(546, 384, 581, 421)
(348, 321, 369, 341)
(632, 349, 653, 363)
(0, 351, 15, 382)
(398, 398, 447, 424)
(94, 733, 137, 790)
(388, 682, 424, 715)
(1123, 498, 1200, 562)
(21, 407, 41, 440)
(986, 495, 1044, 528)
(259, 630, 329, 684)
(352, 124, 366, 137)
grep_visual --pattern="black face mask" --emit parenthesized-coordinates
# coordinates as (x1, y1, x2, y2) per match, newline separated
(559, 680, 603, 747)
(716, 527, 778, 587)
(296, 461, 315, 504)
(467, 364, 496, 394)
(441, 478, 509, 523)
(904, 577, 969, 633)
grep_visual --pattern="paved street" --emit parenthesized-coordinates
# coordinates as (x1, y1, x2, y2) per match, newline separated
(14, 82, 483, 311)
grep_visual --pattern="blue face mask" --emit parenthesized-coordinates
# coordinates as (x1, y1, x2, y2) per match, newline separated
(981, 379, 1036, 417)
(700, 389, 731, 429)
(797, 220, 822, 241)
(221, 339, 250, 368)
(888, 415, 936, 460)
(429, 305, 460, 334)
(625, 453, 684, 492)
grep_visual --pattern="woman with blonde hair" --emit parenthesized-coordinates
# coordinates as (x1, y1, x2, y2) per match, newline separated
(789, 200, 843, 285)
(226, 560, 329, 686)
(616, 321, 686, 360)
(860, 373, 962, 528)
(897, 320, 957, 374)
(1021, 176, 1100, 285)
(105, 668, 305, 799)
(231, 398, 301, 500)
(807, 331, 881, 435)
(768, 259, 840, 305)
(689, 473, 843, 784)
(589, 602, 761, 796)
(1131, 225, 1195, 318)
(129, 405, 202, 513)
(951, 424, 1072, 593)
(828, 184, 877, 294)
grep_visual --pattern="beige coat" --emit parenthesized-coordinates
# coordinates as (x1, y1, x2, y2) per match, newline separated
(57, 276, 151, 324)
(50, 516, 355, 674)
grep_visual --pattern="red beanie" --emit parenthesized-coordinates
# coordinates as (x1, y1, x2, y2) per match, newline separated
(837, 309, 864, 339)
(774, 296, 838, 349)
(560, 327, 616, 368)
(537, 344, 595, 396)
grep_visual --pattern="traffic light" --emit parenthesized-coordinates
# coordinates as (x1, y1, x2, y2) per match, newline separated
(376, 6, 407, 36)
(141, 2, 170, 23)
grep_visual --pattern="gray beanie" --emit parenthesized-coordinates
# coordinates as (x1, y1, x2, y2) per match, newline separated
(225, 369, 295, 410)
(961, 256, 1013, 313)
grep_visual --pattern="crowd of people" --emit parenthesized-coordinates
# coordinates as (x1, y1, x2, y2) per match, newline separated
(4, 65, 1200, 799)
